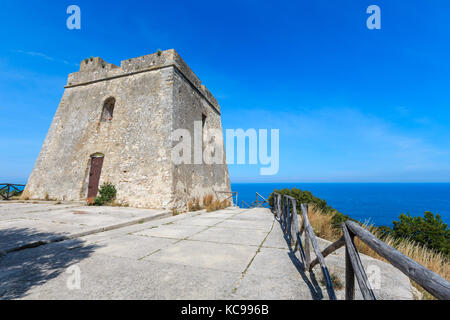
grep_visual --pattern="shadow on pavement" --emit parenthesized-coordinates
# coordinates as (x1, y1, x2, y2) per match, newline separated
(274, 218, 326, 300)
(0, 227, 100, 300)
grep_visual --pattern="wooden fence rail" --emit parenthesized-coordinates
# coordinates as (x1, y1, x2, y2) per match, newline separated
(242, 193, 270, 209)
(272, 193, 450, 300)
(214, 190, 238, 207)
(273, 193, 337, 300)
(0, 183, 25, 200)
(345, 220, 450, 300)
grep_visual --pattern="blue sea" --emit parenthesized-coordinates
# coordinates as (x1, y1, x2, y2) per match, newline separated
(231, 183, 450, 227)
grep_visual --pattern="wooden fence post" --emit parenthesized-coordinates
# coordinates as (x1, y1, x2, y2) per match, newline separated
(344, 224, 356, 300)
(345, 237, 355, 300)
(303, 204, 311, 270)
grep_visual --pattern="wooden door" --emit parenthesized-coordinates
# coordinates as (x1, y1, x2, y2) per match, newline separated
(87, 156, 104, 200)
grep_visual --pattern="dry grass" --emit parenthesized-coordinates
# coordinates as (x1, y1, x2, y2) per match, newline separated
(206, 199, 231, 212)
(308, 205, 340, 241)
(187, 194, 231, 213)
(307, 205, 450, 300)
(354, 228, 449, 300)
(187, 197, 202, 212)
(203, 194, 214, 207)
(319, 272, 344, 291)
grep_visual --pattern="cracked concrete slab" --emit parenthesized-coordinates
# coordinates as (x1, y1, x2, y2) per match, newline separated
(0, 202, 169, 252)
(189, 226, 268, 246)
(89, 234, 177, 260)
(131, 224, 207, 240)
(232, 273, 322, 300)
(215, 219, 273, 231)
(171, 216, 225, 227)
(18, 256, 241, 300)
(142, 239, 257, 273)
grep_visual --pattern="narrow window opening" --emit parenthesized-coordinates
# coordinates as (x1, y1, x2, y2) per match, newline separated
(202, 113, 207, 129)
(202, 113, 207, 151)
(100, 97, 115, 122)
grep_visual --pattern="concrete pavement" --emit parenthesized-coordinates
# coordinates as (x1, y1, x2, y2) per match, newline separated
(0, 203, 412, 300)
(0, 201, 169, 253)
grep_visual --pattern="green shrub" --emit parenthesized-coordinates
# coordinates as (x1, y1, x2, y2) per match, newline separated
(390, 211, 449, 256)
(372, 225, 394, 239)
(93, 183, 117, 206)
(268, 188, 330, 213)
(269, 188, 354, 229)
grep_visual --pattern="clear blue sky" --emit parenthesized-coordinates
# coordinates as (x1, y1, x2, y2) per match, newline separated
(1, 1, 450, 183)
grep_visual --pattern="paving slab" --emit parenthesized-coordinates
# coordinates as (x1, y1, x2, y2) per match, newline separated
(262, 223, 289, 249)
(0, 202, 169, 252)
(189, 226, 268, 246)
(1, 248, 241, 300)
(143, 239, 257, 273)
(215, 219, 273, 231)
(199, 211, 241, 219)
(89, 234, 177, 260)
(132, 224, 207, 240)
(171, 216, 226, 227)
(232, 273, 323, 300)
(245, 247, 304, 279)
(0, 203, 83, 217)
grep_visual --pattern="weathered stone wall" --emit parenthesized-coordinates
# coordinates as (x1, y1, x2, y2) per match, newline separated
(171, 69, 231, 208)
(23, 50, 230, 209)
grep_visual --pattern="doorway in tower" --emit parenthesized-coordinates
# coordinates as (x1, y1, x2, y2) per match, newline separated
(87, 153, 104, 201)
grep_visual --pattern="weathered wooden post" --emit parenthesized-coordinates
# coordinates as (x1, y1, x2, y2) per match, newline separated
(343, 224, 355, 300)
(287, 199, 292, 245)
(302, 204, 311, 270)
(277, 194, 281, 219)
(291, 199, 298, 248)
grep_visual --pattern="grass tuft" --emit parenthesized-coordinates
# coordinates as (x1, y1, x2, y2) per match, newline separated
(319, 272, 343, 291)
(206, 199, 231, 212)
(203, 194, 214, 207)
(186, 194, 231, 213)
(187, 197, 202, 212)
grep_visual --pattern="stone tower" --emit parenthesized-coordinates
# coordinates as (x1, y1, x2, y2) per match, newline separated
(22, 50, 231, 209)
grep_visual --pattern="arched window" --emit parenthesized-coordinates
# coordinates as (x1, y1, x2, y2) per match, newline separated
(100, 97, 115, 122)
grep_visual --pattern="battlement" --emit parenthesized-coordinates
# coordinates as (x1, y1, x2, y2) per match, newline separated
(66, 49, 220, 112)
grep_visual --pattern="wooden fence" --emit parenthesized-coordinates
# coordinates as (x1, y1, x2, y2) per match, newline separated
(241, 193, 270, 209)
(273, 193, 337, 299)
(272, 192, 450, 300)
(0, 183, 25, 200)
(214, 190, 239, 207)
